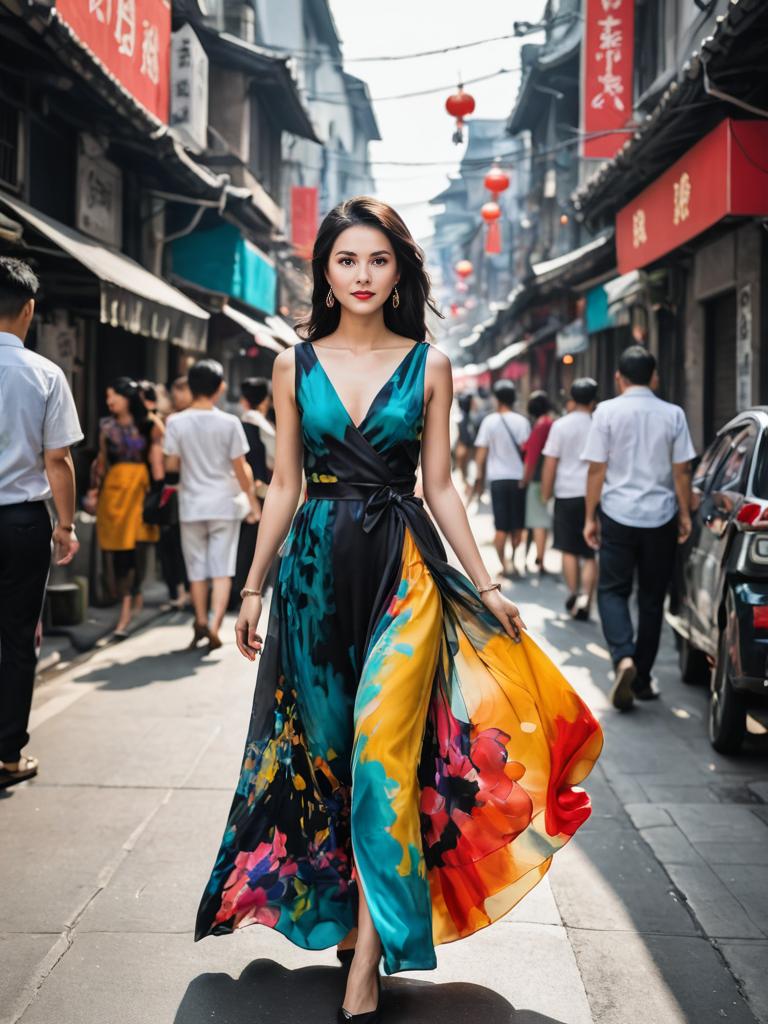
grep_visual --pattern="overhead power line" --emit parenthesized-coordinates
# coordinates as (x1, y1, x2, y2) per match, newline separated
(310, 66, 521, 104)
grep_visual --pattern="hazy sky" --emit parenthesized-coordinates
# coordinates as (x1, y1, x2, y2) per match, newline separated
(329, 0, 546, 240)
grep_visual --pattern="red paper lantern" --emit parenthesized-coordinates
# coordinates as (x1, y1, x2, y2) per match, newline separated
(481, 202, 502, 254)
(455, 259, 473, 279)
(445, 86, 475, 144)
(481, 201, 501, 222)
(484, 167, 510, 195)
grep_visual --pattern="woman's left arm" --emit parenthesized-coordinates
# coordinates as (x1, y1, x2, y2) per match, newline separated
(148, 416, 165, 482)
(421, 350, 526, 641)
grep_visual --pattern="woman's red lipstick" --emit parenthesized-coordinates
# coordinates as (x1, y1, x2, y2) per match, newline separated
(352, 291, 374, 300)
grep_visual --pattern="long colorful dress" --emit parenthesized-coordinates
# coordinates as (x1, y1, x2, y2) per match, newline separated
(195, 339, 603, 975)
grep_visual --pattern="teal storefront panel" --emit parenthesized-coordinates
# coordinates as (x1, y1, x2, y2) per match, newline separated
(172, 223, 277, 315)
(585, 285, 612, 334)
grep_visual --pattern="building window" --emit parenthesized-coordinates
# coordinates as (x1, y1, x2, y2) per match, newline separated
(0, 99, 19, 189)
(635, 0, 665, 101)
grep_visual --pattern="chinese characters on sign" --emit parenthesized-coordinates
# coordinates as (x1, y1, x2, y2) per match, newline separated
(673, 172, 691, 225)
(76, 139, 123, 248)
(170, 24, 208, 152)
(736, 284, 752, 412)
(632, 209, 647, 249)
(581, 0, 634, 160)
(55, 0, 170, 121)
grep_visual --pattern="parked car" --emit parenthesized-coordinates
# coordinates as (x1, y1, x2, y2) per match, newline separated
(668, 408, 768, 754)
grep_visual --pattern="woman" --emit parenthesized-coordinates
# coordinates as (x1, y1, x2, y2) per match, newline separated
(522, 390, 555, 574)
(86, 378, 164, 638)
(195, 198, 602, 1022)
(453, 391, 476, 499)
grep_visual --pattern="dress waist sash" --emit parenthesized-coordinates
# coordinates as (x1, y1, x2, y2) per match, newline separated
(305, 477, 420, 534)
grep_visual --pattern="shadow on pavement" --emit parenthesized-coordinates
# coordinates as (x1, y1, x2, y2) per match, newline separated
(73, 647, 210, 690)
(173, 959, 566, 1024)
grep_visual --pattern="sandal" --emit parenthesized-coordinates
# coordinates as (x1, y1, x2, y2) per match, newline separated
(0, 755, 39, 789)
(189, 623, 210, 649)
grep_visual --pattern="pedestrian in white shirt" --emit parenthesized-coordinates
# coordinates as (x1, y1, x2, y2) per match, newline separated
(163, 359, 260, 653)
(540, 378, 598, 620)
(473, 380, 531, 577)
(582, 346, 696, 711)
(0, 258, 83, 788)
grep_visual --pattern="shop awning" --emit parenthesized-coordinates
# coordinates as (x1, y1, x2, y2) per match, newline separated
(171, 223, 277, 316)
(0, 193, 209, 351)
(221, 304, 283, 355)
(616, 119, 768, 274)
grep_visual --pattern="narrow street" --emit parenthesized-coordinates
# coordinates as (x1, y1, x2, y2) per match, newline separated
(3, 498, 767, 1024)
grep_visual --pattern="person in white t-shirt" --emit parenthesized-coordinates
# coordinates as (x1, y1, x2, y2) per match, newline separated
(582, 346, 696, 711)
(163, 359, 260, 652)
(541, 378, 598, 620)
(473, 380, 531, 576)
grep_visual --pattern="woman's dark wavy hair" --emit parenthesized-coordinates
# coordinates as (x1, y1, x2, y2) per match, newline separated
(110, 377, 152, 436)
(297, 196, 443, 343)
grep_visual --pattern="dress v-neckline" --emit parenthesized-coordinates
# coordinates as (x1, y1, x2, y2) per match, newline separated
(307, 340, 422, 432)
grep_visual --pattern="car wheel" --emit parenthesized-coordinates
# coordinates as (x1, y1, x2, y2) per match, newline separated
(709, 629, 746, 755)
(678, 634, 710, 685)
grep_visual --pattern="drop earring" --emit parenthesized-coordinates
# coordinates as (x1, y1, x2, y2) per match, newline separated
(326, 288, 335, 308)
(392, 286, 400, 309)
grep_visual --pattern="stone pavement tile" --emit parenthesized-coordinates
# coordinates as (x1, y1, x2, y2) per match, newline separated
(752, 806, 768, 826)
(18, 926, 588, 1024)
(625, 804, 673, 829)
(503, 876, 562, 927)
(640, 784, 719, 803)
(718, 941, 768, 1024)
(0, 934, 61, 1024)
(709, 864, 768, 936)
(639, 825, 702, 865)
(664, 862, 764, 939)
(548, 831, 697, 935)
(77, 788, 241, 933)
(748, 781, 768, 802)
(0, 785, 161, 933)
(694, 840, 768, 866)
(397, 921, 592, 1024)
(567, 928, 758, 1024)
(603, 772, 647, 805)
(663, 803, 768, 843)
(29, 710, 218, 789)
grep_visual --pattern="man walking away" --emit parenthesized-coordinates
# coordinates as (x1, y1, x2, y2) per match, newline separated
(473, 380, 531, 577)
(582, 346, 695, 710)
(0, 257, 82, 788)
(233, 377, 274, 602)
(541, 378, 598, 620)
(163, 359, 259, 653)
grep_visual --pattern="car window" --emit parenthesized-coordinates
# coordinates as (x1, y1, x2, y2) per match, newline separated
(710, 424, 758, 495)
(693, 434, 733, 493)
(751, 433, 768, 499)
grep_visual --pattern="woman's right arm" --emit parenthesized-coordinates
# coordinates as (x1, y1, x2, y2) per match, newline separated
(236, 349, 304, 659)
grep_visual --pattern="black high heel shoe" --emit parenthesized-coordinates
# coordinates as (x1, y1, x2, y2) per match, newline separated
(337, 966, 381, 1022)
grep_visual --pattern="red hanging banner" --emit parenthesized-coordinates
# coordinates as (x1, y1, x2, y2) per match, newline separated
(291, 186, 319, 261)
(56, 0, 171, 122)
(581, 0, 634, 161)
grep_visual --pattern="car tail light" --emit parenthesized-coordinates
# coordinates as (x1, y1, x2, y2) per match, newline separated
(737, 503, 763, 524)
(752, 606, 768, 630)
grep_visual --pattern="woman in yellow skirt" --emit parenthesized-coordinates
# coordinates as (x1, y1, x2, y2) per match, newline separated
(85, 378, 164, 639)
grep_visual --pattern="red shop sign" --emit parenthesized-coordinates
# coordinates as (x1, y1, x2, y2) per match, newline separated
(56, 0, 171, 122)
(291, 186, 319, 261)
(581, 0, 634, 160)
(616, 119, 768, 274)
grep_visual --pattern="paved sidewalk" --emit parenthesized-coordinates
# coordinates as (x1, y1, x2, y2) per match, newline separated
(1, 496, 766, 1024)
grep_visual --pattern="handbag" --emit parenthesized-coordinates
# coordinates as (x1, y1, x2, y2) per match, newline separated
(498, 413, 527, 474)
(143, 480, 179, 527)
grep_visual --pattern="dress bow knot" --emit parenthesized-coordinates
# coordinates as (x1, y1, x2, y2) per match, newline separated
(362, 484, 421, 534)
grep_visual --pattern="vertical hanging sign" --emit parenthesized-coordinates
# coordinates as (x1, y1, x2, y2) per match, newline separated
(291, 187, 319, 260)
(55, 0, 171, 122)
(581, 0, 634, 160)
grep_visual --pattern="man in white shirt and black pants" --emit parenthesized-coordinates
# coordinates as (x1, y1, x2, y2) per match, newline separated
(0, 258, 83, 787)
(582, 346, 696, 711)
(473, 380, 531, 577)
(540, 377, 598, 620)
